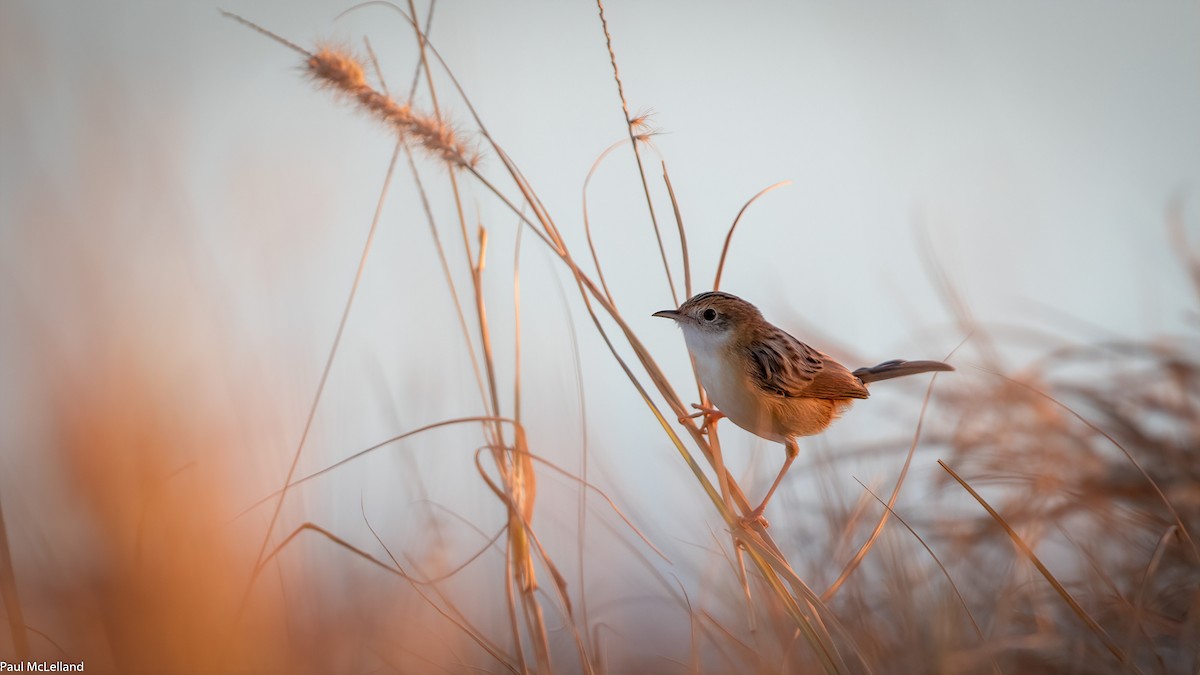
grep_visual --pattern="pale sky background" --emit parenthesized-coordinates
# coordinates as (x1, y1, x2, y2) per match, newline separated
(1, 1, 1198, 665)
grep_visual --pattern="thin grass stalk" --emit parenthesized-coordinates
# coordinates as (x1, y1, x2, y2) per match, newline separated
(490, 144, 567, 252)
(661, 161, 692, 300)
(221, 10, 309, 57)
(362, 36, 388, 94)
(405, 0, 437, 99)
(396, 525, 505, 585)
(581, 139, 628, 304)
(501, 535, 529, 675)
(712, 181, 791, 291)
(1123, 526, 1177, 662)
(674, 580, 700, 675)
(706, 418, 734, 528)
(242, 416, 520, 513)
(471, 228, 505, 453)
(522, 600, 551, 675)
(594, 0, 678, 307)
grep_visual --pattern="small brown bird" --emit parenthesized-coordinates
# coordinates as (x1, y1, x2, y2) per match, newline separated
(654, 291, 952, 525)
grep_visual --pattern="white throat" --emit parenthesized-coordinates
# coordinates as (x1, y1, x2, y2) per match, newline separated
(678, 324, 738, 402)
(678, 323, 732, 362)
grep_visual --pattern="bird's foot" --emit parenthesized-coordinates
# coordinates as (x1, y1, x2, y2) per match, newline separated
(679, 404, 724, 432)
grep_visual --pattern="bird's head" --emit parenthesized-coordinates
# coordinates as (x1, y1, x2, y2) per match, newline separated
(653, 291, 762, 345)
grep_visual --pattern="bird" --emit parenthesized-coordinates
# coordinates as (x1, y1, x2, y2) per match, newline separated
(653, 291, 953, 525)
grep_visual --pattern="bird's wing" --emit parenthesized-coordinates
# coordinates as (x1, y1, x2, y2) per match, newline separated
(748, 329, 869, 400)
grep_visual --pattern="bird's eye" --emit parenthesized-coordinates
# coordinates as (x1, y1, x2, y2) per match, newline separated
(702, 308, 718, 322)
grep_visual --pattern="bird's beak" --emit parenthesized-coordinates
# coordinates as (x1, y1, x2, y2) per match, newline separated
(652, 309, 683, 321)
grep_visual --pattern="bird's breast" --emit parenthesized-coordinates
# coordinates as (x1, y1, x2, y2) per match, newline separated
(686, 336, 786, 443)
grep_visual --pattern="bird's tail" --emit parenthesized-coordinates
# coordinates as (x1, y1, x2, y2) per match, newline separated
(853, 359, 954, 384)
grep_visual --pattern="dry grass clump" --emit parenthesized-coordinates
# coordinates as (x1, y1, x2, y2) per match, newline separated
(928, 337, 1200, 673)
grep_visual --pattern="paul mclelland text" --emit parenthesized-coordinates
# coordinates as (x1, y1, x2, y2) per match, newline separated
(0, 662, 84, 672)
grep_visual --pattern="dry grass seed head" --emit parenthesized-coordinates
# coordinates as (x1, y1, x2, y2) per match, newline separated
(307, 45, 367, 91)
(629, 106, 656, 130)
(307, 44, 480, 168)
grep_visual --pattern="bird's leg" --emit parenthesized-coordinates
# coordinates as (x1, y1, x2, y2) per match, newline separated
(680, 403, 725, 432)
(741, 439, 799, 528)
